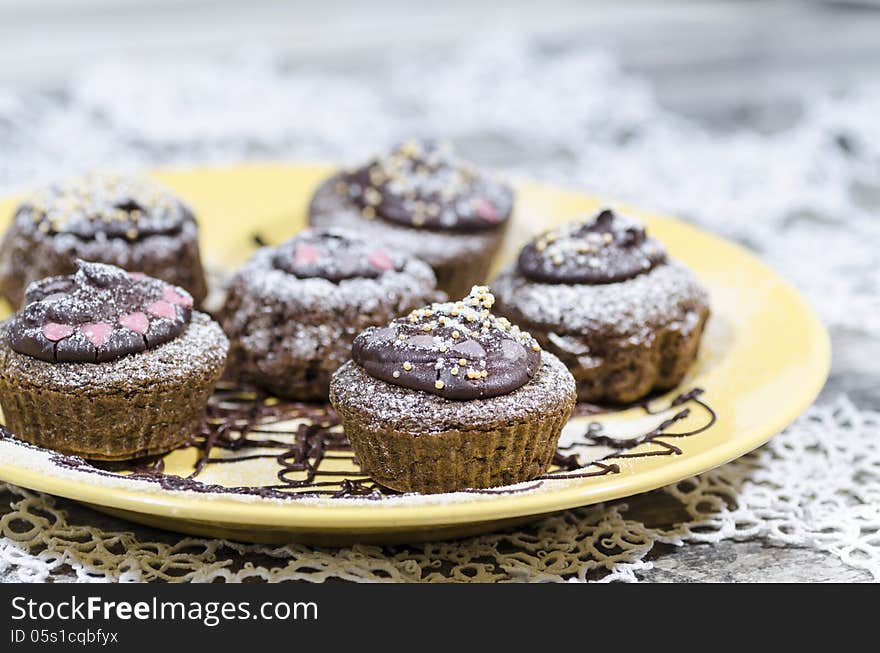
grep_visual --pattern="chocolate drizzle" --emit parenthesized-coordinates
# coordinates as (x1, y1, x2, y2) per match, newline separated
(15, 173, 195, 242)
(7, 260, 193, 363)
(544, 388, 718, 481)
(271, 229, 402, 282)
(0, 385, 717, 499)
(352, 286, 541, 400)
(340, 139, 513, 232)
(517, 208, 667, 284)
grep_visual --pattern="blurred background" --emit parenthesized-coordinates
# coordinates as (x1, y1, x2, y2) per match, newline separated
(2, 0, 880, 127)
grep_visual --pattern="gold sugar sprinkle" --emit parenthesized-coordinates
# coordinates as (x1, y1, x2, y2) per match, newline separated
(434, 380, 445, 390)
(364, 187, 382, 206)
(402, 361, 413, 371)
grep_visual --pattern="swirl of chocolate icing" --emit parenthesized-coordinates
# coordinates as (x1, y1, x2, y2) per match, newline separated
(271, 229, 403, 282)
(8, 260, 193, 363)
(338, 139, 514, 232)
(351, 286, 541, 400)
(517, 208, 667, 284)
(14, 173, 195, 242)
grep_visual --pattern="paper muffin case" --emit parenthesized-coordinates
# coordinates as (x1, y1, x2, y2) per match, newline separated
(0, 370, 218, 461)
(561, 308, 710, 404)
(338, 401, 574, 494)
(430, 248, 501, 302)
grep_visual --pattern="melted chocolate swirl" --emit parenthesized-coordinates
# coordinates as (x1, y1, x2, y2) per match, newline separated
(340, 139, 514, 233)
(8, 260, 193, 363)
(15, 173, 195, 242)
(352, 286, 541, 400)
(272, 229, 402, 282)
(518, 209, 666, 284)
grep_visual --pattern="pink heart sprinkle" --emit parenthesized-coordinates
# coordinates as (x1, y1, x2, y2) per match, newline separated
(368, 250, 394, 271)
(294, 244, 319, 265)
(475, 200, 499, 223)
(129, 271, 149, 280)
(162, 285, 193, 308)
(147, 301, 177, 320)
(80, 322, 112, 348)
(42, 322, 74, 341)
(119, 312, 150, 335)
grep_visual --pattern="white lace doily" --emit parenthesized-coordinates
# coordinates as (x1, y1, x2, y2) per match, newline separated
(1, 34, 878, 582)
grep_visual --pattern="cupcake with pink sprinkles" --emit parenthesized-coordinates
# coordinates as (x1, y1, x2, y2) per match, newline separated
(0, 259, 228, 460)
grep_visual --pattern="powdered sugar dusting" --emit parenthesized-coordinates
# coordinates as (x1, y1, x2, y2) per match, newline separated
(493, 260, 708, 339)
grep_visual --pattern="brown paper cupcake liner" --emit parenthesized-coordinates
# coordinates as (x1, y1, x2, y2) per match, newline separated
(558, 308, 709, 404)
(0, 374, 216, 461)
(340, 403, 573, 494)
(431, 246, 501, 301)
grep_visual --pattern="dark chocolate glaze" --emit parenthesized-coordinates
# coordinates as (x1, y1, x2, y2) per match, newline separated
(341, 139, 513, 233)
(352, 286, 541, 400)
(517, 208, 666, 284)
(8, 260, 193, 363)
(15, 173, 195, 242)
(271, 229, 402, 282)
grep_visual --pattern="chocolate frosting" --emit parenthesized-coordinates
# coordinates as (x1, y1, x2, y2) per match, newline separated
(351, 286, 541, 400)
(14, 173, 195, 242)
(517, 209, 666, 284)
(271, 229, 403, 282)
(339, 139, 514, 233)
(8, 260, 193, 363)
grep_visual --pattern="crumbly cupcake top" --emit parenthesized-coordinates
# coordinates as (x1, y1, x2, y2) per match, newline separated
(272, 229, 403, 282)
(351, 286, 541, 400)
(8, 260, 193, 363)
(518, 208, 666, 284)
(337, 139, 513, 232)
(14, 173, 195, 242)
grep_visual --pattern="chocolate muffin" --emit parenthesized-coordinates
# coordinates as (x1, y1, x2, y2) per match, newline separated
(0, 260, 228, 460)
(0, 172, 208, 308)
(492, 208, 710, 404)
(308, 139, 514, 298)
(221, 229, 438, 401)
(330, 286, 576, 493)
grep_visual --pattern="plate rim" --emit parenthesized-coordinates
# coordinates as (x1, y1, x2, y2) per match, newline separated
(0, 164, 831, 531)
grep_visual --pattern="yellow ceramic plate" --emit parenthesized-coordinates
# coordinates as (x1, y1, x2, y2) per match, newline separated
(0, 164, 830, 545)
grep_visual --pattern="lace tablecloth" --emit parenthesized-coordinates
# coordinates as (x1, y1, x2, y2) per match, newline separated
(1, 35, 878, 582)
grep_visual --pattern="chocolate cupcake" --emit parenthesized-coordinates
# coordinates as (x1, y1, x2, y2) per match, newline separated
(308, 139, 514, 298)
(0, 261, 228, 460)
(492, 208, 710, 404)
(221, 229, 438, 401)
(330, 286, 576, 493)
(0, 173, 208, 308)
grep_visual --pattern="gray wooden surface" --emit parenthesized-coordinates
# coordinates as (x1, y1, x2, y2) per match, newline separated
(1, 0, 878, 582)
